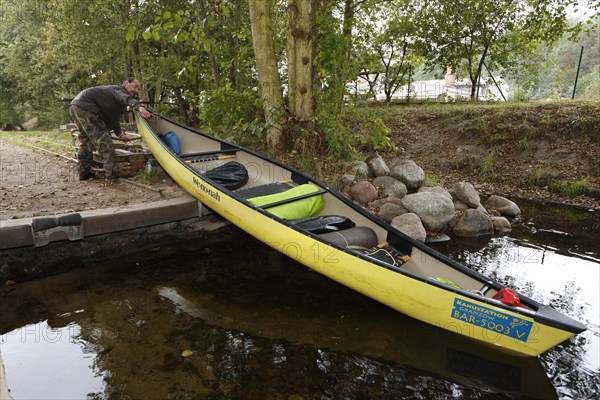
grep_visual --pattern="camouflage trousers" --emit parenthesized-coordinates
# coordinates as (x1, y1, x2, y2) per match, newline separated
(69, 105, 115, 176)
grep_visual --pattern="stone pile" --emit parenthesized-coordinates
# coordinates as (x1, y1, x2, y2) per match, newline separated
(338, 154, 521, 243)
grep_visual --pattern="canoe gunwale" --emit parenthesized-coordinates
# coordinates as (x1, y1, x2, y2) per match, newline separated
(136, 113, 587, 341)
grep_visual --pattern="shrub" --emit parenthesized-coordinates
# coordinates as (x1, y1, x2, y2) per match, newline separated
(197, 84, 266, 147)
(345, 108, 398, 153)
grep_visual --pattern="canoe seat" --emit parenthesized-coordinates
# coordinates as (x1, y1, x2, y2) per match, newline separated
(235, 182, 295, 199)
(289, 215, 355, 234)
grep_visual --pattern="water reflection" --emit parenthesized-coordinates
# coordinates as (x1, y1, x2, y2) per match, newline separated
(157, 284, 555, 399)
(1, 321, 106, 399)
(0, 202, 598, 399)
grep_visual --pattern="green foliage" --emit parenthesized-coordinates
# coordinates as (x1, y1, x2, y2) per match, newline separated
(363, 1, 423, 102)
(351, 109, 398, 153)
(517, 168, 546, 188)
(137, 168, 162, 184)
(518, 134, 531, 152)
(480, 155, 498, 181)
(423, 172, 439, 187)
(549, 179, 591, 198)
(317, 110, 356, 160)
(1, 0, 597, 154)
(509, 16, 600, 100)
(197, 84, 266, 146)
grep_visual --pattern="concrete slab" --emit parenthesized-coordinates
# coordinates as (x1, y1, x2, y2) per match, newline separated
(0, 195, 234, 284)
(0, 195, 203, 250)
(82, 195, 199, 236)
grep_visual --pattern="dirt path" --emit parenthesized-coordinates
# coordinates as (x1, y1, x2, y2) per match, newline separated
(0, 141, 185, 221)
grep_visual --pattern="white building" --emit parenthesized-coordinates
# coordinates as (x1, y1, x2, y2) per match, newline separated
(347, 67, 509, 101)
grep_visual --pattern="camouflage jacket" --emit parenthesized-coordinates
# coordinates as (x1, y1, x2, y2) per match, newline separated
(70, 85, 140, 134)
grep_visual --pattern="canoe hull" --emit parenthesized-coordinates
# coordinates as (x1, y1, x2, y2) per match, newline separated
(136, 115, 585, 357)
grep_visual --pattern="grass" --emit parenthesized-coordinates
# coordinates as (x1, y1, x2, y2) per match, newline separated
(518, 169, 546, 188)
(479, 155, 498, 181)
(137, 169, 161, 184)
(423, 172, 439, 186)
(0, 130, 74, 156)
(517, 134, 531, 152)
(548, 179, 591, 198)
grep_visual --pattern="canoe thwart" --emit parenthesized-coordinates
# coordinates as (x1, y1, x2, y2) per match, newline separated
(252, 189, 327, 211)
(185, 154, 237, 164)
(180, 148, 239, 158)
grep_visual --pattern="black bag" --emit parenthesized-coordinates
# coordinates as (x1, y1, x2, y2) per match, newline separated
(204, 161, 249, 190)
(289, 215, 355, 234)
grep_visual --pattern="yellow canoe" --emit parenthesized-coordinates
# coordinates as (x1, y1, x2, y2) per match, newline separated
(136, 113, 586, 357)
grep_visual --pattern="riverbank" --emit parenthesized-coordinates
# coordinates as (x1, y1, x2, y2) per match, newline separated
(373, 101, 599, 210)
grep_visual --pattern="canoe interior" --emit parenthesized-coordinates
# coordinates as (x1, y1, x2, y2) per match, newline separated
(145, 117, 526, 303)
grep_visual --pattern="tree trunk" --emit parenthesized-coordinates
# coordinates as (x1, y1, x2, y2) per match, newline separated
(198, 0, 221, 88)
(287, 0, 315, 121)
(248, 0, 285, 148)
(153, 38, 167, 107)
(229, 0, 242, 89)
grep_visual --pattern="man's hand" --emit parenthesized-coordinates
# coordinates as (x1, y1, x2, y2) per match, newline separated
(138, 106, 152, 119)
(118, 134, 131, 142)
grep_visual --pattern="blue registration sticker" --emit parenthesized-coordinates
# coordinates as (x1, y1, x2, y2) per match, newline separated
(451, 298, 533, 342)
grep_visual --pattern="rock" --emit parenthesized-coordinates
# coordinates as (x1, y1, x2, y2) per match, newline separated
(492, 216, 512, 234)
(389, 159, 425, 190)
(485, 195, 521, 218)
(351, 161, 370, 181)
(475, 205, 489, 214)
(377, 202, 408, 223)
(453, 200, 470, 212)
(335, 174, 355, 192)
(452, 208, 494, 237)
(391, 213, 426, 242)
(366, 154, 389, 177)
(368, 196, 402, 210)
(348, 181, 379, 205)
(583, 185, 600, 199)
(373, 176, 407, 199)
(400, 192, 455, 232)
(372, 175, 397, 189)
(453, 181, 481, 208)
(487, 209, 501, 217)
(418, 186, 452, 200)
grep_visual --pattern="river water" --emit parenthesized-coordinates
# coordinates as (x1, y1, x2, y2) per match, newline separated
(1, 201, 598, 399)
